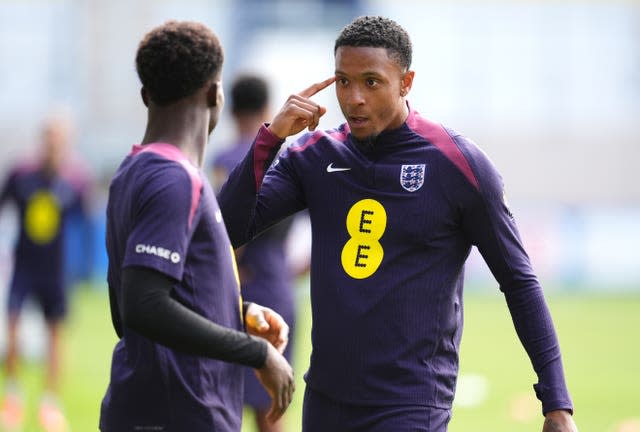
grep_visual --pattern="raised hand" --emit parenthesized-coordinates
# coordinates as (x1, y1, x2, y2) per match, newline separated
(268, 76, 336, 139)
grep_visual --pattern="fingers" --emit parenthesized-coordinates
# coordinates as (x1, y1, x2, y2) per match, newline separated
(264, 309, 289, 353)
(266, 379, 295, 423)
(285, 96, 323, 131)
(253, 311, 269, 332)
(256, 344, 295, 424)
(297, 76, 335, 131)
(298, 76, 336, 98)
(267, 402, 284, 422)
(247, 306, 290, 352)
(245, 303, 269, 332)
(269, 76, 334, 139)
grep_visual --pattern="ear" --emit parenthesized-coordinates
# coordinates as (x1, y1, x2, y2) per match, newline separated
(400, 70, 415, 97)
(206, 81, 220, 108)
(140, 87, 149, 107)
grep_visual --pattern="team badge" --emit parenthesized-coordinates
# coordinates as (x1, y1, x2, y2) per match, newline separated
(400, 164, 426, 192)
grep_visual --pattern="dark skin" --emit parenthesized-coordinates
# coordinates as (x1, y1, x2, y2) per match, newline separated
(137, 76, 295, 422)
(542, 411, 578, 432)
(266, 45, 578, 431)
(140, 78, 222, 167)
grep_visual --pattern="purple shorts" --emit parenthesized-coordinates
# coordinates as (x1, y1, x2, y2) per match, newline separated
(7, 271, 68, 321)
(302, 386, 452, 432)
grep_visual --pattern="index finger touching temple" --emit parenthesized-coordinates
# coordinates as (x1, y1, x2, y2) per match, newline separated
(298, 76, 336, 98)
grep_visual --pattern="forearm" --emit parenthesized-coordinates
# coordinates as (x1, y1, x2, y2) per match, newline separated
(459, 136, 574, 416)
(218, 125, 284, 247)
(504, 285, 573, 414)
(121, 266, 267, 368)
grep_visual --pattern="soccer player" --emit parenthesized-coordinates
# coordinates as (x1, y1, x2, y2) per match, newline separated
(219, 15, 579, 432)
(210, 74, 303, 432)
(99, 21, 294, 432)
(0, 112, 86, 432)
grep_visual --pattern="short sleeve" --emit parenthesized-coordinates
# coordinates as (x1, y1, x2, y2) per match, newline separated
(122, 164, 196, 281)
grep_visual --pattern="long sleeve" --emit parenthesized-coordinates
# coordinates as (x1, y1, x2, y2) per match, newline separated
(219, 125, 306, 248)
(458, 137, 573, 415)
(121, 266, 267, 368)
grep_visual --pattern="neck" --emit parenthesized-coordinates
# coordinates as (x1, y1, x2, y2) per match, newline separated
(235, 113, 266, 142)
(40, 163, 59, 179)
(141, 101, 209, 167)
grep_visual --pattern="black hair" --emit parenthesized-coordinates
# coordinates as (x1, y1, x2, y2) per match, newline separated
(334, 15, 412, 70)
(230, 74, 269, 116)
(136, 20, 224, 105)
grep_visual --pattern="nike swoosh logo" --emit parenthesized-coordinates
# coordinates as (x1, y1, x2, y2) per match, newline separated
(326, 163, 351, 173)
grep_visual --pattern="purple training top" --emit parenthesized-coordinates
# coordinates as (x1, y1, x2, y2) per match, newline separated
(219, 104, 573, 416)
(0, 164, 83, 318)
(100, 143, 244, 432)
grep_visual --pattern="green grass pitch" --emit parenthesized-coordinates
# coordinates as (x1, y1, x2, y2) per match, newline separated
(3, 284, 638, 431)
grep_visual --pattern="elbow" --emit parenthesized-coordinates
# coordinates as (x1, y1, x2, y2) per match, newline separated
(499, 271, 540, 295)
(121, 299, 143, 333)
(121, 289, 164, 337)
(120, 266, 174, 337)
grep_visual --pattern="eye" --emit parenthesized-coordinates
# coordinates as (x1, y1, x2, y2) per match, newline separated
(337, 77, 349, 86)
(365, 78, 378, 87)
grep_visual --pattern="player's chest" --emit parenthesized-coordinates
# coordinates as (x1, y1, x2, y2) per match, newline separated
(306, 156, 458, 244)
(15, 177, 74, 210)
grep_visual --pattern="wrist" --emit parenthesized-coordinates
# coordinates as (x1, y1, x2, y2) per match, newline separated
(265, 123, 288, 140)
(546, 409, 573, 417)
(242, 301, 253, 321)
(252, 335, 270, 369)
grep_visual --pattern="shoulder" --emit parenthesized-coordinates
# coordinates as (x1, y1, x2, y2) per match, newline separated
(120, 145, 201, 200)
(1, 163, 39, 197)
(447, 130, 504, 196)
(406, 110, 499, 193)
(6, 161, 38, 181)
(141, 144, 199, 181)
(287, 124, 348, 154)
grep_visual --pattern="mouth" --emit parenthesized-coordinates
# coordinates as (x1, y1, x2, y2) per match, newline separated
(348, 116, 369, 128)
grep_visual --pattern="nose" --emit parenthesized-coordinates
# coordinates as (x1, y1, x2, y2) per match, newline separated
(346, 85, 365, 106)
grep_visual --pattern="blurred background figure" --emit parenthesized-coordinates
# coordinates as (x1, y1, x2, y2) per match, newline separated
(210, 74, 309, 432)
(0, 110, 90, 432)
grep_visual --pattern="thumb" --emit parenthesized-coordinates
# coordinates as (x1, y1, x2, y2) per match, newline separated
(254, 311, 269, 331)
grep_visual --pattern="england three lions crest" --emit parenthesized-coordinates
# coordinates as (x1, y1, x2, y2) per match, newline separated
(400, 164, 426, 192)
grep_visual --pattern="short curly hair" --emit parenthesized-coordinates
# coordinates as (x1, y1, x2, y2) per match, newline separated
(334, 16, 412, 71)
(136, 20, 224, 106)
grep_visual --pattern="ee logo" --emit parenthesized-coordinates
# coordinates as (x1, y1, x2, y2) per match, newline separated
(341, 198, 387, 279)
(25, 190, 61, 245)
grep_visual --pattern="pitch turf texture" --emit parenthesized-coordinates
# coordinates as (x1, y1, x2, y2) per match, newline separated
(3, 284, 638, 431)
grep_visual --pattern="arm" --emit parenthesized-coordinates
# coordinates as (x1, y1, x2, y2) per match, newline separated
(219, 77, 335, 247)
(122, 265, 267, 367)
(0, 171, 16, 209)
(122, 266, 295, 420)
(218, 125, 287, 247)
(244, 301, 296, 421)
(457, 141, 575, 424)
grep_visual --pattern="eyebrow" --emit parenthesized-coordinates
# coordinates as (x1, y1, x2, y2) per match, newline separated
(334, 69, 383, 78)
